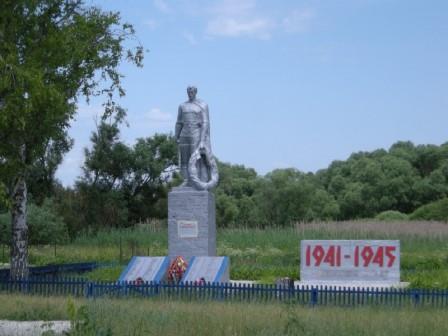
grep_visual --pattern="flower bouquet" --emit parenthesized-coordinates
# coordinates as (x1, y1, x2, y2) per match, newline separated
(168, 256, 188, 283)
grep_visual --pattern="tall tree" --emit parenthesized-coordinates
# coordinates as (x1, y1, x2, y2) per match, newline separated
(78, 121, 177, 228)
(0, 0, 143, 279)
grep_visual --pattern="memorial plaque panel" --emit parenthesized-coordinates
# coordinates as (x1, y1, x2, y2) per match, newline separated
(182, 256, 230, 283)
(177, 220, 198, 238)
(119, 256, 169, 282)
(300, 240, 400, 284)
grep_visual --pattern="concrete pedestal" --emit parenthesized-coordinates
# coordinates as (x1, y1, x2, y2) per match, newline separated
(168, 187, 216, 261)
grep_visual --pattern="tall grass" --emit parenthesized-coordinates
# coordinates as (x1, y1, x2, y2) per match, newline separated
(2, 220, 448, 287)
(1, 294, 448, 336)
(296, 220, 448, 238)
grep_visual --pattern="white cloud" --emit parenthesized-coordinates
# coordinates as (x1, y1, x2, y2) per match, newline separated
(207, 17, 274, 39)
(183, 31, 198, 45)
(282, 9, 315, 33)
(202, 1, 316, 39)
(122, 108, 173, 144)
(153, 0, 170, 13)
(145, 108, 173, 123)
(143, 19, 158, 30)
(205, 0, 275, 39)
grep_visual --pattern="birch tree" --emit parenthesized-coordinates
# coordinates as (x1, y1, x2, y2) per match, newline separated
(0, 0, 143, 279)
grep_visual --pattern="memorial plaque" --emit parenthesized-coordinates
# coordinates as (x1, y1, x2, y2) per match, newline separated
(300, 240, 400, 284)
(177, 220, 198, 238)
(119, 256, 169, 282)
(182, 256, 230, 283)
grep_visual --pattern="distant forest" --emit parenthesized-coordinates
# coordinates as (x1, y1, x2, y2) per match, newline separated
(1, 120, 448, 242)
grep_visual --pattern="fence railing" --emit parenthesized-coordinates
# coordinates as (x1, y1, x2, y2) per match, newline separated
(1, 277, 448, 307)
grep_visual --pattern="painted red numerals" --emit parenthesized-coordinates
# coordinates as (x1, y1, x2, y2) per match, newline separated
(354, 246, 396, 268)
(306, 245, 341, 267)
(306, 244, 397, 268)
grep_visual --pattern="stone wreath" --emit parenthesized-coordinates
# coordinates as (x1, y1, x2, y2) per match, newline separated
(188, 147, 219, 190)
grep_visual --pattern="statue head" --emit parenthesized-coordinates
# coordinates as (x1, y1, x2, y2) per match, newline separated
(187, 86, 197, 101)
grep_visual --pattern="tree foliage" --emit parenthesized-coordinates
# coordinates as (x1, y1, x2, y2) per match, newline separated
(0, 0, 143, 174)
(214, 141, 448, 226)
(56, 122, 177, 235)
(0, 0, 143, 278)
(410, 198, 448, 222)
(0, 198, 68, 244)
(48, 139, 448, 232)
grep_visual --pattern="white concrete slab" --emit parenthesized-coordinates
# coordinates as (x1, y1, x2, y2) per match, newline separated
(0, 320, 70, 336)
(182, 256, 230, 283)
(118, 256, 169, 282)
(295, 281, 409, 289)
(301, 240, 401, 284)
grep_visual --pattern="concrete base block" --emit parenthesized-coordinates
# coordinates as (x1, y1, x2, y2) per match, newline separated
(168, 187, 216, 261)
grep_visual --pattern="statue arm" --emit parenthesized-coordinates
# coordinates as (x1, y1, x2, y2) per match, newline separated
(175, 106, 183, 141)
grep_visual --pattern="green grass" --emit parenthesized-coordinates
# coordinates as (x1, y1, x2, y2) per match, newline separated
(2, 220, 448, 287)
(0, 294, 448, 335)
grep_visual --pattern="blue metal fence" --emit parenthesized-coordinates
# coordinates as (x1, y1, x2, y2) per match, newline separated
(1, 277, 447, 307)
(0, 262, 99, 280)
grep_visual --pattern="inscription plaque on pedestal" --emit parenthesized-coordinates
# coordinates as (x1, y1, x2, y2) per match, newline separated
(177, 220, 198, 238)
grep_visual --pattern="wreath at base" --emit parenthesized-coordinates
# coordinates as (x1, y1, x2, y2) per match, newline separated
(188, 148, 219, 190)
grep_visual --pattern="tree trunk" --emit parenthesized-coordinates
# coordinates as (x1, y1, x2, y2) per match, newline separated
(10, 176, 29, 280)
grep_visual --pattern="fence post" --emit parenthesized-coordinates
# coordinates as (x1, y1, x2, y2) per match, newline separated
(86, 282, 94, 299)
(412, 290, 420, 307)
(155, 281, 160, 296)
(311, 287, 318, 306)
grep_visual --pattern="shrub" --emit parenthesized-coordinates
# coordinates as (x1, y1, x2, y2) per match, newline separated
(410, 198, 448, 221)
(375, 210, 408, 221)
(0, 199, 69, 245)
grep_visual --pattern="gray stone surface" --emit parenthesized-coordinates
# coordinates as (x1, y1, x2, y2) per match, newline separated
(168, 186, 216, 261)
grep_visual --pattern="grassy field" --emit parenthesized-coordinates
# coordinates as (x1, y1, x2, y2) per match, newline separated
(2, 220, 448, 288)
(0, 294, 448, 336)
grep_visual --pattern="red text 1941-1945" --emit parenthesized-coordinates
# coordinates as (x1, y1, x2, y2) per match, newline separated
(305, 244, 397, 268)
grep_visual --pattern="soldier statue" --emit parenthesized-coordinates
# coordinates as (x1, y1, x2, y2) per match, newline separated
(175, 86, 218, 190)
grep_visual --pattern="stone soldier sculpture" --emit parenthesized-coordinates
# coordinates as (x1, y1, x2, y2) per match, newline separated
(168, 86, 219, 260)
(175, 86, 218, 190)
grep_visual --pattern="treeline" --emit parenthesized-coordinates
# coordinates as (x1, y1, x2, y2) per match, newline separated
(1, 120, 447, 242)
(216, 141, 448, 227)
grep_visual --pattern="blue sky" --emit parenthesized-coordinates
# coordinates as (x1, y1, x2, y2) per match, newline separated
(56, 0, 448, 185)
